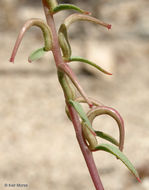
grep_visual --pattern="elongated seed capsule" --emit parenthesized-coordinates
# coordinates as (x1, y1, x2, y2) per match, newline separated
(58, 71, 76, 101)
(82, 123, 98, 150)
(58, 63, 93, 108)
(59, 13, 111, 61)
(10, 18, 52, 63)
(87, 106, 125, 151)
(58, 24, 71, 60)
(64, 13, 111, 30)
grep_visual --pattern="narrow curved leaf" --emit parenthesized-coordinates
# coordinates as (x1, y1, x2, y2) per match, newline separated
(69, 57, 112, 75)
(95, 143, 141, 182)
(95, 131, 119, 146)
(69, 100, 95, 135)
(53, 4, 90, 15)
(28, 47, 45, 63)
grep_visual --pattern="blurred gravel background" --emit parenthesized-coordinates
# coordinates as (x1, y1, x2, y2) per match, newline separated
(0, 0, 149, 190)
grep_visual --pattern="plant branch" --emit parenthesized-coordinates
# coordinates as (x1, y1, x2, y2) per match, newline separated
(42, 0, 104, 189)
(42, 0, 63, 67)
(67, 103, 104, 190)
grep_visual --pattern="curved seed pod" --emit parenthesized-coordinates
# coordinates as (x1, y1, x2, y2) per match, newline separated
(58, 63, 93, 107)
(64, 13, 111, 30)
(53, 4, 91, 15)
(76, 97, 118, 148)
(58, 70, 77, 121)
(69, 56, 112, 75)
(87, 106, 125, 151)
(75, 96, 104, 107)
(59, 14, 111, 60)
(58, 71, 76, 100)
(10, 18, 52, 63)
(66, 99, 98, 150)
(82, 123, 98, 150)
(58, 24, 71, 60)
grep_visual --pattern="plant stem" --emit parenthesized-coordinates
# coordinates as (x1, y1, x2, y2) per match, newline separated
(42, 0, 63, 67)
(42, 1, 104, 189)
(42, 1, 93, 107)
(67, 103, 104, 190)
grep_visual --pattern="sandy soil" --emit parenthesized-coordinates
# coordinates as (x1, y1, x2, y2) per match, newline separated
(0, 1, 149, 190)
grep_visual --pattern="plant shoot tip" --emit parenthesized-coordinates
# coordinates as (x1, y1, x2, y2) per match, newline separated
(137, 177, 141, 183)
(108, 72, 112, 75)
(84, 11, 92, 15)
(107, 24, 112, 30)
(9, 57, 14, 63)
(89, 103, 93, 108)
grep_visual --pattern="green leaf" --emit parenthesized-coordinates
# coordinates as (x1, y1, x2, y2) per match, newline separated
(53, 4, 90, 15)
(95, 143, 141, 182)
(28, 47, 45, 63)
(69, 100, 95, 135)
(69, 57, 112, 75)
(69, 100, 91, 127)
(95, 131, 119, 146)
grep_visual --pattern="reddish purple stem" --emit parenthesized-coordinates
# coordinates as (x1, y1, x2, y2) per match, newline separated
(67, 103, 104, 190)
(42, 1, 104, 189)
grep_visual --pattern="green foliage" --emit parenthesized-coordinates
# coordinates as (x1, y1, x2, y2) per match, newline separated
(28, 47, 45, 63)
(69, 57, 112, 75)
(10, 0, 140, 188)
(53, 4, 90, 14)
(95, 131, 119, 146)
(69, 100, 95, 135)
(95, 144, 140, 181)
